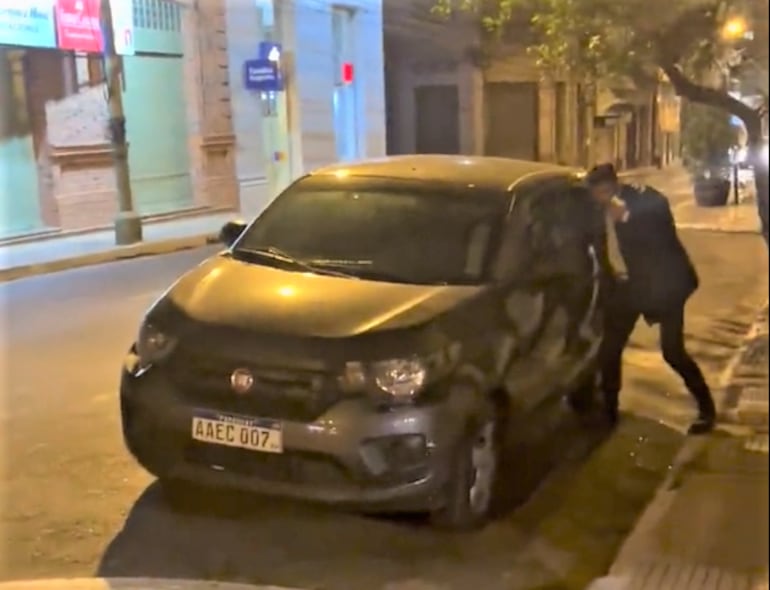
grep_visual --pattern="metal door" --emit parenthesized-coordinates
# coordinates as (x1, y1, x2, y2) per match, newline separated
(415, 84, 460, 154)
(484, 82, 539, 160)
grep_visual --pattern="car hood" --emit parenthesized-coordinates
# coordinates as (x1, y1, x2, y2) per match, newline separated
(159, 255, 482, 338)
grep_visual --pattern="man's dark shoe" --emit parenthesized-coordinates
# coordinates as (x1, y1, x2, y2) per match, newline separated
(687, 413, 716, 435)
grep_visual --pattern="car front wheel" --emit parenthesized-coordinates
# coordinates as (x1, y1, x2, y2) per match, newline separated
(430, 402, 500, 530)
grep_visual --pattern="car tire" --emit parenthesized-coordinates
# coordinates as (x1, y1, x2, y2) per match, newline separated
(430, 399, 501, 530)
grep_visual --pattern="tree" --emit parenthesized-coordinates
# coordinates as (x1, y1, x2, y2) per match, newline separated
(433, 0, 769, 245)
(681, 102, 738, 171)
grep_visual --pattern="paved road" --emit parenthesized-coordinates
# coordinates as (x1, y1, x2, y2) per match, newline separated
(1, 231, 767, 590)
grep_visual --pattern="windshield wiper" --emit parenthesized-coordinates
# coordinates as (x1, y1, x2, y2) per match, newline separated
(233, 247, 358, 279)
(308, 260, 418, 284)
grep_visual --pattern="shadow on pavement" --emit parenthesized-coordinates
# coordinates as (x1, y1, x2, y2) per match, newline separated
(95, 403, 679, 590)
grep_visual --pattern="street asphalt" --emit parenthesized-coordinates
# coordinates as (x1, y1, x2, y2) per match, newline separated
(0, 230, 767, 590)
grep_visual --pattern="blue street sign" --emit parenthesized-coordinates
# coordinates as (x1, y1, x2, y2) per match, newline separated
(243, 59, 282, 91)
(258, 41, 282, 61)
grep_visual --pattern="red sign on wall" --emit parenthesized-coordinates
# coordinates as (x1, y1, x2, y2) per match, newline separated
(55, 0, 103, 52)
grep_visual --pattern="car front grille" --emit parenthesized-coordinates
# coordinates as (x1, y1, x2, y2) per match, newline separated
(184, 442, 350, 486)
(163, 348, 341, 423)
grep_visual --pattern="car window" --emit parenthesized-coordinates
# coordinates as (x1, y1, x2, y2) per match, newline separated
(233, 178, 508, 285)
(494, 176, 591, 281)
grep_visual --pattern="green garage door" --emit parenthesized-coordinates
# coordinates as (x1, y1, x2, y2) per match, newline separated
(122, 0, 192, 215)
(0, 49, 43, 239)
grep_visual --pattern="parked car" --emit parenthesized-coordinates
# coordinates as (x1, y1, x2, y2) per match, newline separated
(120, 155, 603, 529)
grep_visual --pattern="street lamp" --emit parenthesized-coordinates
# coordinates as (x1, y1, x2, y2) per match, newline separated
(722, 16, 749, 40)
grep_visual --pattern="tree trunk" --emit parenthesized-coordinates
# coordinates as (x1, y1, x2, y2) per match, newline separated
(744, 116, 768, 245)
(754, 156, 769, 246)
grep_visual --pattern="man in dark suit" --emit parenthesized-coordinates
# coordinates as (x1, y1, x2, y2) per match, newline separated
(586, 163, 716, 435)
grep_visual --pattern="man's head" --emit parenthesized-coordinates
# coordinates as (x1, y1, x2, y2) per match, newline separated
(586, 163, 620, 206)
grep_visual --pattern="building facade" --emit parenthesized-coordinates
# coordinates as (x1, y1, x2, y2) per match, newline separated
(0, 0, 238, 240)
(384, 0, 671, 170)
(225, 0, 387, 217)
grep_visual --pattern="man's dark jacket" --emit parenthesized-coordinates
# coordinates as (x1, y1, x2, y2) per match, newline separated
(590, 183, 699, 322)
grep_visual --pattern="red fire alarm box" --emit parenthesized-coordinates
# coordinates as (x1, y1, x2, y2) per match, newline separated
(341, 62, 354, 85)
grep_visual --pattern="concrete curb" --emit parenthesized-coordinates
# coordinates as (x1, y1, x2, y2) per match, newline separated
(0, 578, 305, 590)
(723, 304, 770, 432)
(674, 222, 760, 235)
(592, 302, 770, 588)
(0, 233, 219, 283)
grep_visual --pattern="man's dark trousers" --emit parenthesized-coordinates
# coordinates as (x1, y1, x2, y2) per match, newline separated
(600, 280, 715, 421)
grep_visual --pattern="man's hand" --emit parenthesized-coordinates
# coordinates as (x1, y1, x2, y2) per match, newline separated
(608, 197, 630, 223)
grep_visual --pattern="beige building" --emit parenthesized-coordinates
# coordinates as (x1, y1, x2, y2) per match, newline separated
(0, 0, 237, 239)
(384, 0, 675, 170)
(225, 0, 388, 217)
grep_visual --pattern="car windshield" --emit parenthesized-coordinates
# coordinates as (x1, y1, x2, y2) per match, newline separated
(232, 178, 507, 285)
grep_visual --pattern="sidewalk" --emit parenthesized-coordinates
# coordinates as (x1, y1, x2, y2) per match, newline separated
(622, 164, 762, 233)
(590, 306, 769, 590)
(0, 210, 237, 282)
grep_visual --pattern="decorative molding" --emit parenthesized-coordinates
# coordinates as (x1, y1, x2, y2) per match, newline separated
(49, 143, 119, 169)
(200, 133, 235, 153)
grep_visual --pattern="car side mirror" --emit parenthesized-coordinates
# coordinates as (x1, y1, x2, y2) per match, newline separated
(219, 220, 247, 247)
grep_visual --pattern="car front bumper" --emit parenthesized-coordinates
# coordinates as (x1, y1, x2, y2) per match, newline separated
(119, 354, 468, 512)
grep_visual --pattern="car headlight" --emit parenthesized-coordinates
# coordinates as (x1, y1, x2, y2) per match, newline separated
(135, 322, 176, 366)
(371, 358, 427, 401)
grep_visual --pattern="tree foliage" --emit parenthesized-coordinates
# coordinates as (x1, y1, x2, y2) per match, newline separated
(681, 102, 738, 170)
(432, 0, 763, 132)
(433, 0, 769, 244)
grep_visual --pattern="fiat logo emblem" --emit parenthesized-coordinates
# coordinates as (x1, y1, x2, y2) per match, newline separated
(230, 368, 254, 394)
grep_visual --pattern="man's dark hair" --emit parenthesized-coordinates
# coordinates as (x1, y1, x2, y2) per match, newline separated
(586, 163, 619, 186)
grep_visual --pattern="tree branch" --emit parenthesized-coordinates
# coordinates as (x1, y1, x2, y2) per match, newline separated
(655, 2, 720, 63)
(660, 62, 763, 137)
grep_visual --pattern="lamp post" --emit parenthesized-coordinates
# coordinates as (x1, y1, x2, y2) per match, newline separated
(100, 0, 142, 245)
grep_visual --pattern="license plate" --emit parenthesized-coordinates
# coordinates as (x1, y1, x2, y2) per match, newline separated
(191, 410, 283, 453)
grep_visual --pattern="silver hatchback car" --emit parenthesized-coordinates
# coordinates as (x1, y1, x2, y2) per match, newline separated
(120, 155, 602, 529)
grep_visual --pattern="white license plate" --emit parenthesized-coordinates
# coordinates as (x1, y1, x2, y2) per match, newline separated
(191, 410, 283, 453)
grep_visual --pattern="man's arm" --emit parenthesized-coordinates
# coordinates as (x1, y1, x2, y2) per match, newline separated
(586, 201, 615, 279)
(570, 186, 614, 278)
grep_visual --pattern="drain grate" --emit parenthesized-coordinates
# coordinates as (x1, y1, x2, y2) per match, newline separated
(623, 560, 764, 590)
(741, 387, 770, 403)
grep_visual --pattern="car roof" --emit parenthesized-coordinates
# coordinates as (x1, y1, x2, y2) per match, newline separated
(310, 155, 582, 195)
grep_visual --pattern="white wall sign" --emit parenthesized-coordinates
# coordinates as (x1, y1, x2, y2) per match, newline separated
(110, 0, 134, 55)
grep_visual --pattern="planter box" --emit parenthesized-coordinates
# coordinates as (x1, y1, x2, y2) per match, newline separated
(693, 176, 730, 207)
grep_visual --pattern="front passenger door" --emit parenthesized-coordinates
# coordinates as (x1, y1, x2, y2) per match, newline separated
(494, 177, 591, 411)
